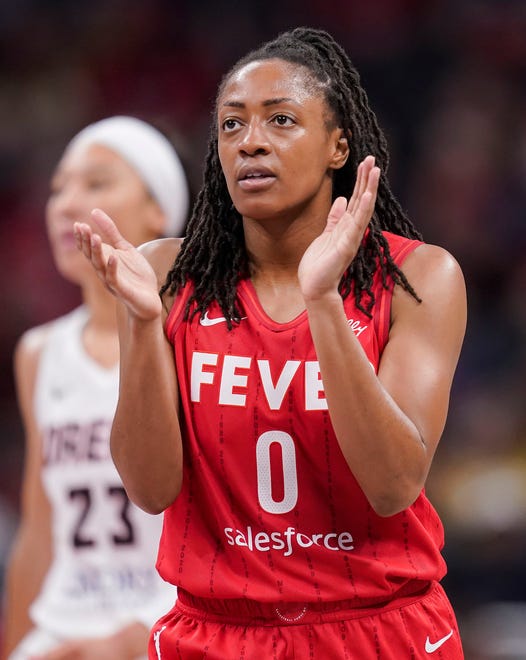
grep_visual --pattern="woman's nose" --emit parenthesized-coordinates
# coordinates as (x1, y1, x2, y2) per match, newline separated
(51, 184, 85, 218)
(238, 119, 270, 155)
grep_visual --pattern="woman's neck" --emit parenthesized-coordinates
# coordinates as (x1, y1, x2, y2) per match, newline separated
(82, 279, 118, 329)
(79, 278, 120, 368)
(243, 206, 328, 283)
(243, 207, 329, 323)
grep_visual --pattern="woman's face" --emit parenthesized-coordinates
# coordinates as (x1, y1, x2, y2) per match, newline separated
(46, 143, 162, 284)
(217, 58, 347, 223)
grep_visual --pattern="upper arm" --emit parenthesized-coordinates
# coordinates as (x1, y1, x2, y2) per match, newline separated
(13, 329, 52, 533)
(378, 244, 467, 459)
(3, 330, 53, 653)
(8, 329, 53, 588)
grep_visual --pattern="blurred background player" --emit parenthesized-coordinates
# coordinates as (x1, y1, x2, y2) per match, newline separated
(2, 116, 189, 660)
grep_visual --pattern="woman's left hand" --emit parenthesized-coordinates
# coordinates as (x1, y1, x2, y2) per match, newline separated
(298, 155, 380, 301)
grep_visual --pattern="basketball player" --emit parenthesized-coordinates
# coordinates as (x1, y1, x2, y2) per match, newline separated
(3, 117, 188, 660)
(75, 29, 466, 659)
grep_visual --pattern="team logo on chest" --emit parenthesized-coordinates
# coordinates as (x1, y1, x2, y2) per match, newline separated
(199, 311, 247, 326)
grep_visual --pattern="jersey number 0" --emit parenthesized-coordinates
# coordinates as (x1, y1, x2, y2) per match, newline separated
(256, 431, 298, 514)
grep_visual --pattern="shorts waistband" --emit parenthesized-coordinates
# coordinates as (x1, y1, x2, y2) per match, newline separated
(176, 580, 433, 626)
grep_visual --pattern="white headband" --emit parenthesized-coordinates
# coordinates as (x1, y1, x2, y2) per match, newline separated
(67, 116, 189, 237)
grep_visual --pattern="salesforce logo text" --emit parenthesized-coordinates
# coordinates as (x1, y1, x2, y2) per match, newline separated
(224, 525, 354, 557)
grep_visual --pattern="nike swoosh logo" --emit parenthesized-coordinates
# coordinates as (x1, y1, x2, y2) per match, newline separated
(199, 311, 247, 327)
(200, 311, 228, 326)
(425, 629, 454, 653)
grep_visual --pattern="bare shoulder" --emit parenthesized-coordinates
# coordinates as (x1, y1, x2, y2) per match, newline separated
(14, 321, 57, 427)
(395, 242, 466, 307)
(404, 242, 464, 280)
(14, 322, 54, 377)
(138, 237, 183, 289)
(392, 242, 467, 348)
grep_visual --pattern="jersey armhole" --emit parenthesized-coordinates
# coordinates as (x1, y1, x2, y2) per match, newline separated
(375, 237, 423, 354)
(164, 285, 192, 343)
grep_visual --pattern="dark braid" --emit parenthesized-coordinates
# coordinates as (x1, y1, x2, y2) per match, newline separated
(162, 134, 248, 325)
(160, 27, 422, 326)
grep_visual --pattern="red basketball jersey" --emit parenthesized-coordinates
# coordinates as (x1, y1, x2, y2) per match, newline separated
(159, 232, 446, 604)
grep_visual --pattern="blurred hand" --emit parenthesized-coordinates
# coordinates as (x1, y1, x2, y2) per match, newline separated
(74, 208, 162, 321)
(298, 155, 380, 302)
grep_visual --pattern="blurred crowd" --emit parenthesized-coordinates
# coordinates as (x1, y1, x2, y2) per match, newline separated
(1, 0, 525, 656)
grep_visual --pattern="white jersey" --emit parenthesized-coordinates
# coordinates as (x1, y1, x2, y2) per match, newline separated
(29, 306, 175, 639)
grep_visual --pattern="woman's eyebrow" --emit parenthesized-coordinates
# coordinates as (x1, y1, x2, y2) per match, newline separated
(263, 97, 295, 106)
(221, 97, 296, 108)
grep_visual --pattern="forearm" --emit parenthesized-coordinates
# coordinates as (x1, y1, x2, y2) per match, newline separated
(2, 532, 49, 658)
(306, 294, 427, 516)
(111, 313, 182, 514)
(2, 564, 33, 658)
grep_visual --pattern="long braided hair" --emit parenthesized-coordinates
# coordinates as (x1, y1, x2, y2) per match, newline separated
(161, 27, 422, 327)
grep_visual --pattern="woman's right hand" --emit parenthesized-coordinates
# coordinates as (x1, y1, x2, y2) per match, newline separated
(74, 208, 162, 321)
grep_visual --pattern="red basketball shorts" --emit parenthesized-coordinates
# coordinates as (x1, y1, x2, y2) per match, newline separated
(148, 581, 463, 659)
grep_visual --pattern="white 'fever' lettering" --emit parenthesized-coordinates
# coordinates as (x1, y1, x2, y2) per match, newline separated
(190, 353, 328, 410)
(191, 352, 218, 402)
(257, 360, 301, 410)
(219, 355, 251, 405)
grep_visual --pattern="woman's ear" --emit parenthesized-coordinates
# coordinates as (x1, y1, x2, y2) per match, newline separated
(329, 129, 350, 171)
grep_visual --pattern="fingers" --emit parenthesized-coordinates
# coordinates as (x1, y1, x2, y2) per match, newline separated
(73, 221, 116, 292)
(104, 251, 120, 293)
(325, 156, 379, 241)
(73, 221, 107, 266)
(348, 155, 376, 216)
(326, 196, 348, 230)
(347, 160, 364, 215)
(354, 165, 380, 232)
(74, 221, 94, 260)
(73, 208, 135, 290)
(91, 208, 133, 250)
(89, 232, 109, 276)
(73, 208, 133, 252)
(365, 161, 381, 200)
(333, 160, 379, 255)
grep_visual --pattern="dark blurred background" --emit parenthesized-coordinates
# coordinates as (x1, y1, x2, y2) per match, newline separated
(1, 1, 525, 657)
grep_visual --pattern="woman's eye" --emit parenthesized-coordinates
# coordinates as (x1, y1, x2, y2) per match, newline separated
(273, 115, 293, 126)
(87, 179, 109, 191)
(222, 118, 240, 132)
